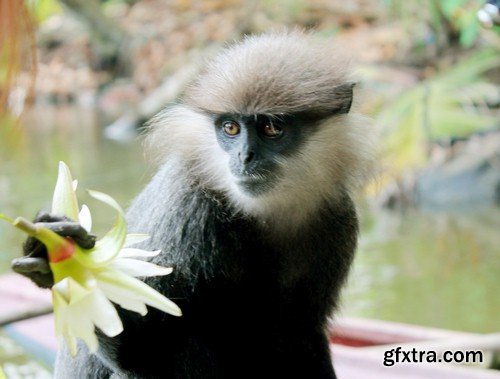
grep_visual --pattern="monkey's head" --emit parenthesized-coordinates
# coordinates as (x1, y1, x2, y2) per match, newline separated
(146, 31, 374, 224)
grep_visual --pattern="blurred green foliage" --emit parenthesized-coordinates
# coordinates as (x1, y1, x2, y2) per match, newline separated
(434, 0, 482, 47)
(384, 0, 484, 49)
(260, 0, 308, 23)
(27, 0, 62, 22)
(378, 48, 499, 172)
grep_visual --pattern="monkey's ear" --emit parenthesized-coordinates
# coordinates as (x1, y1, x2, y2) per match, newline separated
(332, 82, 355, 115)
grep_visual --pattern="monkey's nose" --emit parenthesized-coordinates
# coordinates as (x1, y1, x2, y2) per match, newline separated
(239, 151, 255, 165)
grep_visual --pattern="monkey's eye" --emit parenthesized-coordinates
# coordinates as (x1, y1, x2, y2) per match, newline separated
(223, 121, 240, 136)
(262, 121, 283, 138)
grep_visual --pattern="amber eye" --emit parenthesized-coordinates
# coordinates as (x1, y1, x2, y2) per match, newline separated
(223, 121, 240, 136)
(262, 121, 283, 138)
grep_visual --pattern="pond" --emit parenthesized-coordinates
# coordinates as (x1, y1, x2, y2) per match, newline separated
(344, 205, 499, 333)
(1, 105, 498, 339)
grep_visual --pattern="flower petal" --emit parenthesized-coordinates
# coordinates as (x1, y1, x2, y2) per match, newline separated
(63, 328, 78, 357)
(79, 205, 92, 233)
(118, 248, 161, 259)
(73, 190, 127, 269)
(87, 190, 123, 213)
(124, 234, 150, 248)
(66, 278, 93, 305)
(95, 269, 182, 317)
(96, 270, 182, 316)
(110, 258, 173, 277)
(52, 161, 80, 220)
(87, 289, 123, 337)
(52, 287, 69, 338)
(53, 279, 123, 354)
(97, 280, 148, 316)
(67, 305, 98, 353)
(52, 281, 91, 356)
(53, 278, 71, 303)
(53, 299, 76, 356)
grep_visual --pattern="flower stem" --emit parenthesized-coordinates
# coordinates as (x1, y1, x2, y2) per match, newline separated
(13, 217, 75, 263)
(13, 217, 38, 235)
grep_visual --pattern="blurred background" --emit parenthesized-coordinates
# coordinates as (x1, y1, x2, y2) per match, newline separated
(0, 0, 499, 377)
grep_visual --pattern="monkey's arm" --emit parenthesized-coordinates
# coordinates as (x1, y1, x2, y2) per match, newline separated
(11, 212, 96, 288)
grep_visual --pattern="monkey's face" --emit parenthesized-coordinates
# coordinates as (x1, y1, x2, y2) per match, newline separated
(213, 113, 313, 196)
(146, 32, 374, 220)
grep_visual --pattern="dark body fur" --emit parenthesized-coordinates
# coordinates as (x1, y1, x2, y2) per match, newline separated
(55, 159, 358, 378)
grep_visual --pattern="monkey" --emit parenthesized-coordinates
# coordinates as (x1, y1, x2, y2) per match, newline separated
(12, 31, 374, 378)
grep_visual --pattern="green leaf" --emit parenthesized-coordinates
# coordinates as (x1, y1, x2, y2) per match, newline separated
(458, 12, 480, 48)
(29, 0, 63, 22)
(429, 110, 496, 138)
(441, 0, 467, 17)
(377, 48, 500, 171)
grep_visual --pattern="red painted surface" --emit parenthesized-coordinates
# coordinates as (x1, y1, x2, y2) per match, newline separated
(330, 335, 380, 347)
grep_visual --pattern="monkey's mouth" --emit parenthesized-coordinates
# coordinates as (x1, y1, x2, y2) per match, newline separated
(235, 175, 275, 196)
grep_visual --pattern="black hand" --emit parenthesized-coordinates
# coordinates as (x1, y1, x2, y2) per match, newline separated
(37, 221, 96, 249)
(11, 257, 54, 288)
(11, 211, 97, 288)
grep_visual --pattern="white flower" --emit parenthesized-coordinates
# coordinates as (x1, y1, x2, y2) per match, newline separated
(1, 162, 181, 356)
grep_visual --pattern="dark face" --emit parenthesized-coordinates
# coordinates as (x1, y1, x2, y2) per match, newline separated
(213, 113, 314, 196)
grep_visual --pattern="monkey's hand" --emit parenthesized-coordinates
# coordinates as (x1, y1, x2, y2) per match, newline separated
(11, 212, 97, 288)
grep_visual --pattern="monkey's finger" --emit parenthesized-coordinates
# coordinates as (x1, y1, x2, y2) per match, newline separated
(23, 236, 46, 257)
(38, 221, 85, 234)
(25, 271, 54, 288)
(34, 210, 53, 222)
(37, 221, 97, 249)
(12, 257, 55, 289)
(13, 269, 54, 289)
(11, 257, 51, 274)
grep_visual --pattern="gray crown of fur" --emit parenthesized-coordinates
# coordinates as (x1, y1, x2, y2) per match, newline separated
(183, 31, 351, 115)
